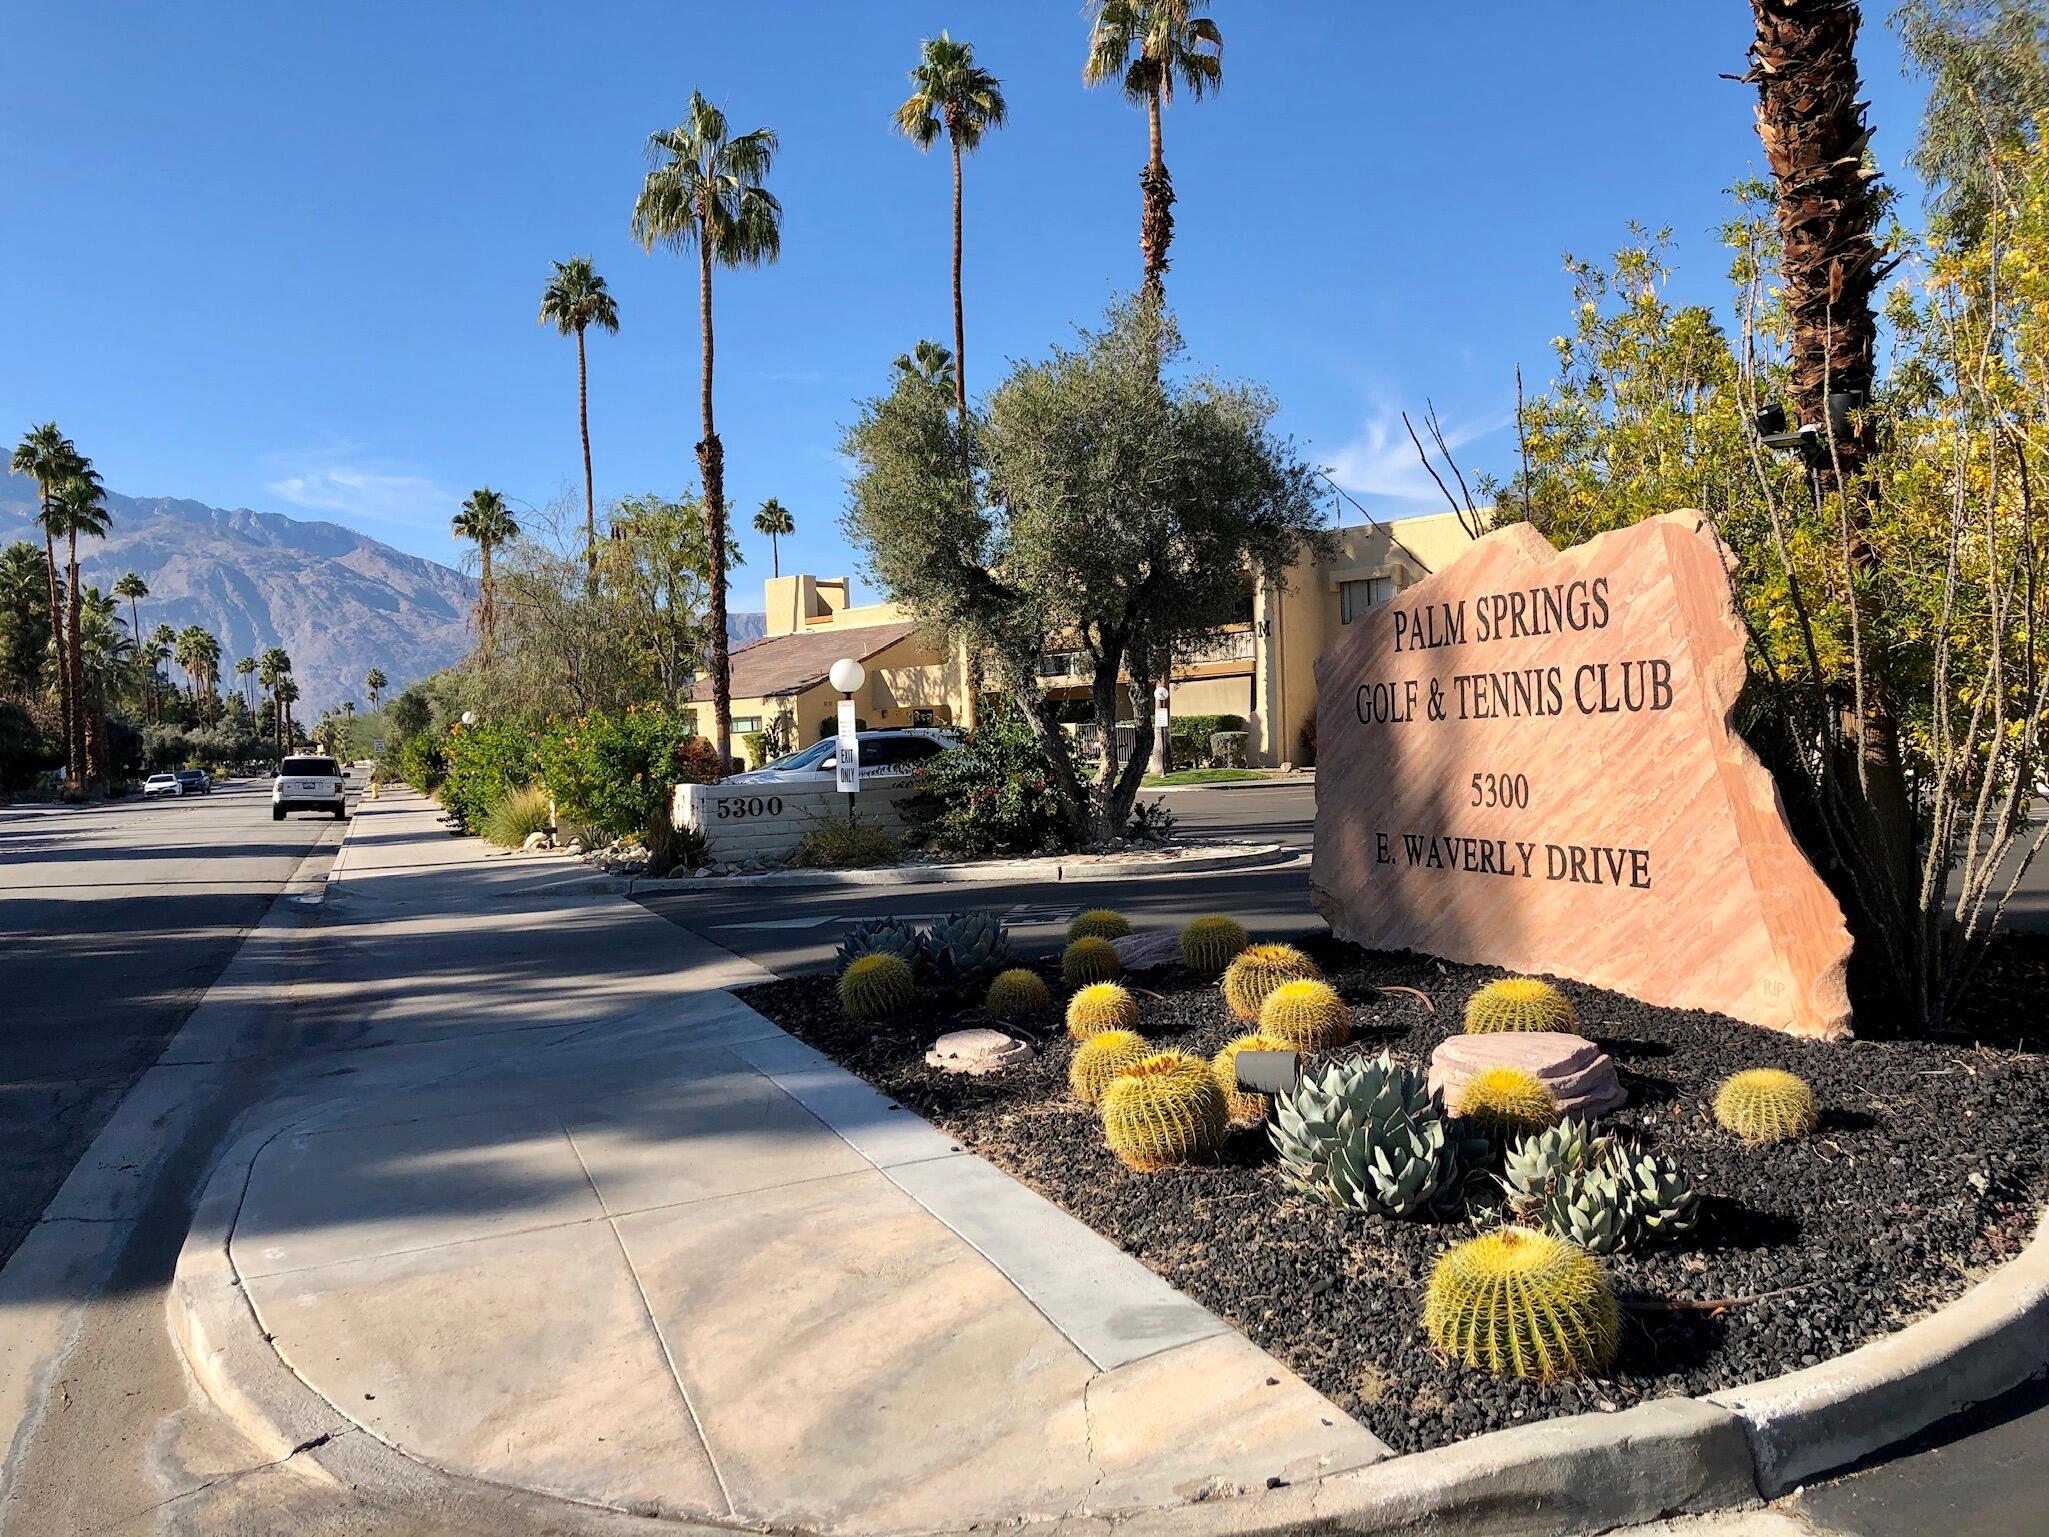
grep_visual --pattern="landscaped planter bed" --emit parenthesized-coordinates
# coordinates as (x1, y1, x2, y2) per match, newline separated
(737, 931, 2049, 1455)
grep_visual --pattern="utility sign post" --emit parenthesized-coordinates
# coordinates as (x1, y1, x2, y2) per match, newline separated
(835, 699, 860, 795)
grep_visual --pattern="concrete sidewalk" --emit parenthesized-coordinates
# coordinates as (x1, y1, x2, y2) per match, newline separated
(177, 790, 1386, 1533)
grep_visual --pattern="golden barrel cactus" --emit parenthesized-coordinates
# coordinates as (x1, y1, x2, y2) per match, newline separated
(1256, 978, 1351, 1051)
(1067, 908, 1134, 942)
(1454, 1065, 1560, 1142)
(1101, 1051, 1229, 1171)
(1212, 1033, 1288, 1125)
(985, 968, 1051, 1021)
(1179, 915, 1249, 975)
(838, 953, 916, 1021)
(1062, 936, 1123, 987)
(1070, 1029, 1149, 1105)
(1423, 1226, 1620, 1380)
(1713, 1068, 1818, 1144)
(1222, 943, 1322, 1022)
(1463, 977, 1576, 1034)
(1066, 981, 1140, 1041)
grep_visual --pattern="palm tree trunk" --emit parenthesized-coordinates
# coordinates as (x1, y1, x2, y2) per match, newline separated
(696, 215, 734, 774)
(40, 522, 71, 782)
(770, 530, 779, 579)
(66, 529, 87, 787)
(1140, 83, 1174, 297)
(950, 132, 968, 421)
(578, 325, 596, 593)
(480, 542, 495, 658)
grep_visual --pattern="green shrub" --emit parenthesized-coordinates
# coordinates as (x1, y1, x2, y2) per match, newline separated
(438, 720, 537, 832)
(792, 819, 905, 869)
(1167, 712, 1247, 768)
(534, 704, 720, 840)
(902, 708, 1075, 857)
(481, 784, 554, 849)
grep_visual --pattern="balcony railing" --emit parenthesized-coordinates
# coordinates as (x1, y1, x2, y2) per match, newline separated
(1036, 624, 1255, 682)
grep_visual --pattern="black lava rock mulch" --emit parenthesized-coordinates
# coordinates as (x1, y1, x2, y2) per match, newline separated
(737, 934, 2049, 1455)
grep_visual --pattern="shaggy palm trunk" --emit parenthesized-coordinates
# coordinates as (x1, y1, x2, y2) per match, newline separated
(1749, 0, 1917, 1003)
(478, 543, 494, 660)
(577, 325, 596, 594)
(1139, 82, 1175, 298)
(696, 218, 735, 774)
(948, 120, 984, 730)
(40, 525, 72, 784)
(66, 530, 88, 786)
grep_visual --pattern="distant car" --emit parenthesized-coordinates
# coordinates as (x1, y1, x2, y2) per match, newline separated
(722, 727, 961, 786)
(142, 773, 182, 799)
(273, 755, 346, 821)
(174, 768, 212, 795)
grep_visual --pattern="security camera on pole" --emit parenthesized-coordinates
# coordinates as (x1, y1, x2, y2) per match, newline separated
(830, 657, 865, 820)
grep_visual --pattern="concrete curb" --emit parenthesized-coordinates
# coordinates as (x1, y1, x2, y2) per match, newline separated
(629, 839, 1294, 893)
(1138, 774, 1316, 796)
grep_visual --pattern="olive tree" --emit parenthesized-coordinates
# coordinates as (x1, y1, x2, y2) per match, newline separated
(843, 296, 1331, 844)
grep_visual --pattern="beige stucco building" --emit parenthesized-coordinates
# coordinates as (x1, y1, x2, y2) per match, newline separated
(695, 511, 1483, 767)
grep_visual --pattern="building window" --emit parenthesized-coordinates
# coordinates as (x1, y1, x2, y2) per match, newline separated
(1340, 577, 1395, 624)
(732, 716, 762, 734)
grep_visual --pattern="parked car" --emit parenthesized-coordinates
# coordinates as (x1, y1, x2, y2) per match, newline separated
(273, 755, 346, 821)
(723, 728, 960, 786)
(174, 768, 212, 795)
(142, 773, 182, 798)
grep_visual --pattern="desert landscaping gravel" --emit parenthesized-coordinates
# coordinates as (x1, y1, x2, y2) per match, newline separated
(740, 931, 2049, 1454)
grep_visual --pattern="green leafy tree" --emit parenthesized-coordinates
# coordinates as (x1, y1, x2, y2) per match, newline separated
(1896, 0, 2049, 244)
(844, 295, 1329, 843)
(0, 541, 53, 695)
(751, 497, 794, 578)
(537, 256, 621, 586)
(893, 31, 1007, 421)
(1084, 0, 1223, 297)
(452, 487, 519, 659)
(632, 90, 782, 771)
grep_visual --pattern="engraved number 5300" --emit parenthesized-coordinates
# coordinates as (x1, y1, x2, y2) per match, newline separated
(1469, 772, 1529, 810)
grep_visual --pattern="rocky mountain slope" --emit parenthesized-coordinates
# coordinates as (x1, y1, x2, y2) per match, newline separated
(0, 473, 767, 716)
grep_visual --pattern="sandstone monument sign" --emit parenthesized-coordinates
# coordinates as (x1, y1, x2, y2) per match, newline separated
(1311, 511, 1854, 1040)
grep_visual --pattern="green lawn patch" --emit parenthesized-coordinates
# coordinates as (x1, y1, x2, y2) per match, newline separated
(1140, 767, 1266, 786)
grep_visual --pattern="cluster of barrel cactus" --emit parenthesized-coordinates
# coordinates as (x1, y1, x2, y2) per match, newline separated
(1462, 977, 1577, 1034)
(1069, 1029, 1151, 1104)
(1100, 1051, 1229, 1171)
(984, 968, 1051, 1021)
(1423, 1226, 1620, 1380)
(1222, 943, 1322, 1022)
(1066, 981, 1140, 1040)
(1067, 908, 1134, 942)
(1212, 1032, 1287, 1125)
(1179, 914, 1249, 975)
(1712, 1068, 1818, 1144)
(1062, 935, 1123, 987)
(1256, 978, 1352, 1052)
(1503, 1121, 1700, 1253)
(836, 911, 1012, 995)
(1454, 1065, 1560, 1142)
(1270, 1052, 1469, 1218)
(837, 953, 916, 1022)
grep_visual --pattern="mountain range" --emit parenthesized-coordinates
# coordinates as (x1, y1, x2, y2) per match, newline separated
(0, 472, 767, 717)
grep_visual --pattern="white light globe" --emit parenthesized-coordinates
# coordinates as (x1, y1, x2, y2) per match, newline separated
(460, 711, 476, 727)
(828, 658, 866, 695)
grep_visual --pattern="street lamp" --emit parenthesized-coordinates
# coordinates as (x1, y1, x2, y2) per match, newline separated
(829, 658, 865, 813)
(460, 711, 476, 727)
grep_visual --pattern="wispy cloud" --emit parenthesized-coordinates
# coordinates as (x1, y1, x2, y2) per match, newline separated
(1323, 404, 1512, 514)
(263, 442, 456, 537)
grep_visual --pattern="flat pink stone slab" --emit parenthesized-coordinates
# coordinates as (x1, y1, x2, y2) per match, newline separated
(1427, 1031, 1627, 1119)
(925, 1028, 1034, 1076)
(1310, 513, 1854, 1040)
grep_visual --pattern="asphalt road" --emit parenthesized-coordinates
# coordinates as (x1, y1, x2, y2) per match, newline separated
(634, 781, 1321, 977)
(0, 778, 346, 1264)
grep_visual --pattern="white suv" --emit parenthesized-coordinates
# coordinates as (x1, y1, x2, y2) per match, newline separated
(273, 755, 346, 821)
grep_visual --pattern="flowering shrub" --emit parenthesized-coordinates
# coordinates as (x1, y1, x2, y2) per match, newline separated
(438, 721, 536, 832)
(534, 703, 721, 839)
(903, 711, 1075, 857)
(395, 734, 447, 794)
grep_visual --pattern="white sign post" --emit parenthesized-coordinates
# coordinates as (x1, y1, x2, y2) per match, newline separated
(1150, 682, 1171, 776)
(835, 698, 860, 795)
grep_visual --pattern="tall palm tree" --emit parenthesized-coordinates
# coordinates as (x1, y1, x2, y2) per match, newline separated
(891, 339, 957, 389)
(236, 655, 258, 712)
(537, 257, 622, 587)
(0, 541, 52, 695)
(113, 572, 148, 648)
(10, 424, 89, 779)
(277, 678, 301, 752)
(76, 587, 130, 779)
(51, 472, 111, 783)
(258, 647, 292, 756)
(893, 32, 1007, 423)
(149, 623, 177, 720)
(1084, 0, 1224, 297)
(751, 498, 795, 579)
(365, 666, 387, 707)
(633, 91, 782, 772)
(451, 488, 519, 659)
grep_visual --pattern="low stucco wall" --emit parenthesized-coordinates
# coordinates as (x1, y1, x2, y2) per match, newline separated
(673, 779, 921, 863)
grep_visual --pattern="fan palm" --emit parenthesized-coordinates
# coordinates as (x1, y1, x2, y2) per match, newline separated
(891, 339, 956, 389)
(451, 488, 519, 658)
(258, 647, 292, 755)
(277, 678, 301, 751)
(0, 540, 54, 694)
(632, 90, 782, 772)
(51, 471, 111, 782)
(893, 32, 1006, 421)
(752, 498, 795, 579)
(176, 625, 222, 723)
(237, 655, 258, 712)
(113, 572, 148, 644)
(11, 423, 90, 779)
(76, 588, 131, 778)
(538, 257, 621, 586)
(1084, 0, 1223, 296)
(365, 666, 386, 707)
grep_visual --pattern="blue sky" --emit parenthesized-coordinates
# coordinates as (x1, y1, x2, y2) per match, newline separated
(0, 3, 1929, 601)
